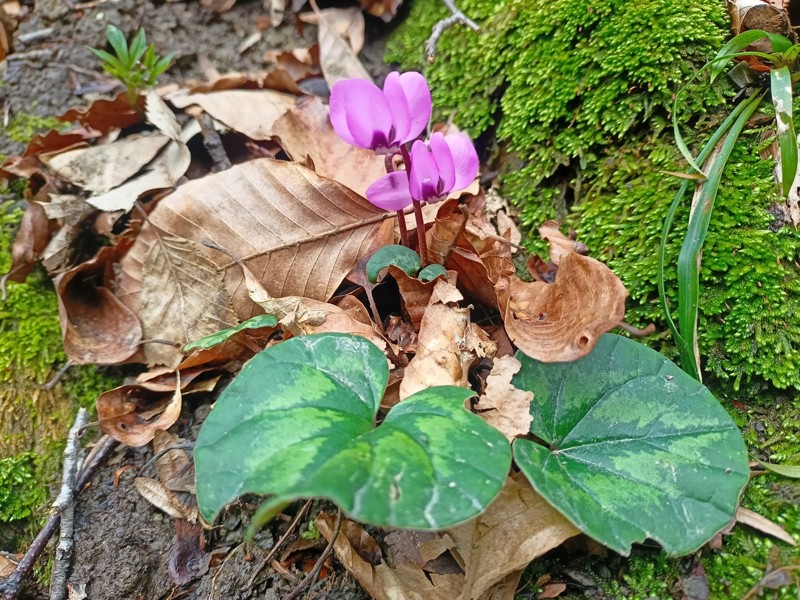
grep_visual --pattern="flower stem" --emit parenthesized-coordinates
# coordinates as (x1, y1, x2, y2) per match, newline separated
(413, 201, 429, 267)
(385, 153, 410, 247)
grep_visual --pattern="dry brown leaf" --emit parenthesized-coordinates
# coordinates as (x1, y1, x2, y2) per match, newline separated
(116, 230, 237, 368)
(447, 473, 580, 599)
(41, 134, 170, 194)
(262, 47, 320, 82)
(59, 92, 142, 135)
(316, 514, 463, 600)
(0, 553, 18, 578)
(134, 477, 193, 520)
(118, 159, 391, 329)
(736, 507, 798, 546)
(55, 247, 142, 365)
(272, 96, 385, 197)
(497, 252, 627, 362)
(400, 280, 495, 400)
(97, 379, 181, 446)
(474, 355, 533, 441)
(169, 519, 206, 586)
(302, 8, 371, 88)
(388, 265, 456, 330)
(170, 90, 297, 141)
(359, 0, 404, 21)
(22, 127, 99, 160)
(5, 201, 50, 283)
(239, 259, 386, 350)
(40, 195, 96, 273)
(538, 221, 587, 265)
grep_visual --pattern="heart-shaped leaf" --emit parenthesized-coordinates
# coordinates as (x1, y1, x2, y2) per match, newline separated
(195, 333, 511, 529)
(366, 244, 422, 283)
(512, 334, 749, 556)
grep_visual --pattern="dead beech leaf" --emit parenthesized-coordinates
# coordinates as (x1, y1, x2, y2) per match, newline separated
(263, 47, 320, 82)
(299, 7, 365, 54)
(239, 260, 386, 350)
(6, 201, 50, 283)
(302, 8, 371, 88)
(360, 0, 404, 21)
(272, 96, 385, 197)
(170, 90, 297, 141)
(40, 195, 96, 273)
(41, 134, 170, 194)
(97, 379, 181, 446)
(134, 477, 193, 520)
(118, 159, 391, 324)
(736, 507, 798, 546)
(538, 221, 587, 265)
(316, 514, 463, 600)
(55, 247, 142, 365)
(116, 230, 237, 368)
(389, 265, 456, 330)
(498, 252, 628, 362)
(400, 280, 495, 400)
(59, 91, 142, 135)
(447, 473, 580, 600)
(474, 355, 533, 441)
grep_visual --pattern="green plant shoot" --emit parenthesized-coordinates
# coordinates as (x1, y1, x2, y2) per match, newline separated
(88, 25, 175, 107)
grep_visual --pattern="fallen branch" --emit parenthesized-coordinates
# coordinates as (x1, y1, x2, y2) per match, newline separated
(0, 435, 118, 600)
(285, 509, 341, 600)
(424, 0, 480, 63)
(49, 408, 89, 600)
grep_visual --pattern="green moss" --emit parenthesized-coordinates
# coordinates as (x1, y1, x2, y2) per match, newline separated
(0, 453, 45, 522)
(2, 113, 67, 145)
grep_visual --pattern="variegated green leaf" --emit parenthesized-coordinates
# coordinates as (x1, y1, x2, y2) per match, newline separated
(366, 244, 421, 283)
(183, 313, 277, 353)
(195, 333, 511, 529)
(512, 334, 749, 556)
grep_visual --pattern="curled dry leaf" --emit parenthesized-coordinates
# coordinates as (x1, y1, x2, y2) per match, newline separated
(272, 96, 385, 197)
(118, 159, 391, 347)
(134, 477, 193, 520)
(59, 91, 143, 135)
(97, 377, 181, 446)
(6, 201, 50, 283)
(736, 507, 798, 546)
(40, 195, 96, 273)
(497, 252, 628, 362)
(170, 89, 297, 141)
(474, 355, 533, 442)
(538, 221, 587, 265)
(360, 0, 404, 21)
(400, 279, 495, 400)
(301, 7, 371, 88)
(55, 247, 142, 365)
(388, 265, 457, 330)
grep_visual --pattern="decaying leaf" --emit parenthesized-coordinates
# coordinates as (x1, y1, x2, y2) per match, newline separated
(447, 473, 580, 599)
(538, 221, 587, 265)
(359, 0, 404, 21)
(736, 507, 798, 546)
(400, 279, 495, 400)
(474, 355, 533, 441)
(40, 195, 97, 273)
(117, 231, 237, 368)
(389, 265, 455, 330)
(59, 91, 143, 135)
(317, 474, 578, 600)
(168, 519, 206, 586)
(496, 252, 628, 362)
(300, 7, 371, 88)
(272, 96, 385, 197)
(97, 378, 181, 446)
(118, 159, 391, 348)
(170, 89, 297, 141)
(134, 477, 193, 520)
(55, 247, 142, 365)
(5, 201, 50, 283)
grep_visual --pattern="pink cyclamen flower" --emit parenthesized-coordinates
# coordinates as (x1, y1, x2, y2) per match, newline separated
(329, 71, 432, 153)
(365, 132, 479, 210)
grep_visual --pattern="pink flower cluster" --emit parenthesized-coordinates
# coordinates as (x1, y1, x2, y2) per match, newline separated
(329, 72, 479, 211)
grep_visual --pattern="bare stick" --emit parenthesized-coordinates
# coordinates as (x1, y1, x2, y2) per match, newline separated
(285, 510, 341, 600)
(43, 360, 74, 391)
(246, 499, 313, 587)
(198, 112, 232, 172)
(49, 409, 89, 600)
(1, 436, 118, 600)
(424, 0, 480, 63)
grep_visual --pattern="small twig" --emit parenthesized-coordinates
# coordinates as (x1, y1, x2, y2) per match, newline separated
(198, 112, 232, 172)
(615, 321, 657, 337)
(364, 283, 384, 336)
(0, 265, 26, 303)
(742, 565, 800, 600)
(285, 510, 341, 600)
(50, 409, 89, 600)
(0, 436, 118, 600)
(247, 499, 313, 587)
(424, 0, 480, 63)
(43, 360, 74, 391)
(17, 28, 56, 46)
(6, 50, 54, 62)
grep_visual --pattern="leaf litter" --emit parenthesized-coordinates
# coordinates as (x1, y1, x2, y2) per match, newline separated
(0, 1, 745, 598)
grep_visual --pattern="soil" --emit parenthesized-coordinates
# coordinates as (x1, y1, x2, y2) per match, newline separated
(1, 1, 390, 598)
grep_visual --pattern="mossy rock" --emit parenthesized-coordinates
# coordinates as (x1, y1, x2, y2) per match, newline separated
(388, 0, 800, 395)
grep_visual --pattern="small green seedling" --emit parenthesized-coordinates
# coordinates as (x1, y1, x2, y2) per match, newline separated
(88, 24, 175, 107)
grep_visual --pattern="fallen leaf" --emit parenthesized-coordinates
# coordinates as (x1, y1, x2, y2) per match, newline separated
(400, 279, 495, 400)
(447, 472, 580, 599)
(497, 252, 628, 362)
(170, 89, 297, 141)
(40, 195, 96, 273)
(169, 519, 206, 586)
(118, 159, 392, 333)
(301, 8, 371, 88)
(116, 230, 237, 368)
(59, 91, 143, 134)
(55, 247, 142, 365)
(474, 355, 533, 441)
(0, 553, 17, 578)
(359, 0, 404, 21)
(538, 221, 587, 265)
(23, 127, 99, 159)
(262, 47, 320, 82)
(538, 582, 567, 599)
(134, 477, 193, 520)
(736, 507, 798, 546)
(5, 201, 50, 283)
(299, 7, 365, 54)
(271, 96, 385, 197)
(389, 265, 456, 330)
(97, 378, 181, 446)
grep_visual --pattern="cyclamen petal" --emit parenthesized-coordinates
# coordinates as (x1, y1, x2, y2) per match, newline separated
(366, 171, 413, 211)
(408, 140, 442, 202)
(388, 71, 432, 144)
(383, 72, 413, 144)
(330, 78, 393, 149)
(443, 132, 479, 190)
(429, 133, 456, 193)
